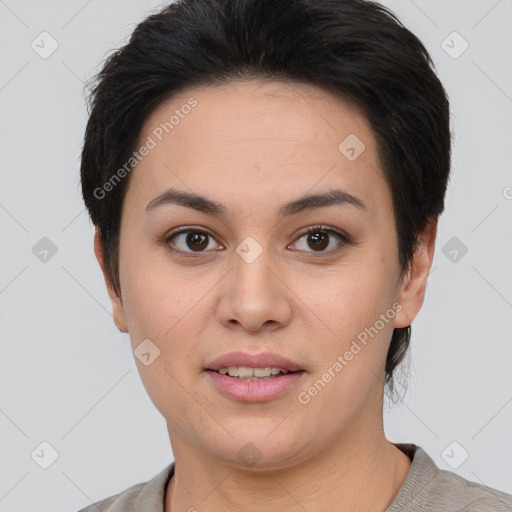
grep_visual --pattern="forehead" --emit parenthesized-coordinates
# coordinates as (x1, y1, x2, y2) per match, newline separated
(125, 80, 388, 217)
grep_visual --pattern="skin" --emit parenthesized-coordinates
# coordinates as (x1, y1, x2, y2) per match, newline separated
(94, 80, 437, 511)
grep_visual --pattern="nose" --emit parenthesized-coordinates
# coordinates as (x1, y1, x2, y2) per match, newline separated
(216, 241, 293, 334)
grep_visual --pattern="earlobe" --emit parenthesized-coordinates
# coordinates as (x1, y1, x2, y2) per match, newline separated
(93, 228, 129, 333)
(394, 218, 438, 329)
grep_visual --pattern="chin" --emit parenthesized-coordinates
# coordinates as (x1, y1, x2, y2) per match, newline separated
(207, 428, 313, 471)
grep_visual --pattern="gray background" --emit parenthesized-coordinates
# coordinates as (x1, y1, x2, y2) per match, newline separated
(0, 0, 511, 510)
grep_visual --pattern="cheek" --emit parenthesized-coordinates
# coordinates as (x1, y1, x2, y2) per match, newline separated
(119, 249, 216, 376)
(295, 273, 397, 424)
(294, 258, 398, 400)
(123, 278, 204, 347)
(297, 258, 395, 337)
(120, 259, 210, 423)
(118, 240, 192, 336)
(135, 357, 205, 443)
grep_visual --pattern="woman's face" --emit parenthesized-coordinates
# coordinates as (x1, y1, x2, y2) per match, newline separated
(97, 80, 432, 469)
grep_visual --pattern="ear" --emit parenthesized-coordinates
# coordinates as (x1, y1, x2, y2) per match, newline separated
(394, 218, 437, 329)
(93, 228, 128, 333)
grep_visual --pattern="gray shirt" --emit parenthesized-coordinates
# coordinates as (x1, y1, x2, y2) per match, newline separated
(77, 444, 512, 511)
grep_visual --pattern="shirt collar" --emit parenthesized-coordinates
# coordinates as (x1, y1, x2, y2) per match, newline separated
(132, 461, 175, 511)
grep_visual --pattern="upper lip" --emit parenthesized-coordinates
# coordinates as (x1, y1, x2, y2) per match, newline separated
(206, 351, 304, 372)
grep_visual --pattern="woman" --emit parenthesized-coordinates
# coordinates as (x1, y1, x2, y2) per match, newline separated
(77, 0, 511, 510)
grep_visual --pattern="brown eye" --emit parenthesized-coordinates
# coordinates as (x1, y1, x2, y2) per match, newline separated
(291, 226, 350, 254)
(307, 231, 329, 251)
(185, 232, 209, 251)
(166, 229, 220, 253)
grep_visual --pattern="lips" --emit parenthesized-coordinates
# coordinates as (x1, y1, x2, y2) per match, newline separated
(205, 350, 304, 373)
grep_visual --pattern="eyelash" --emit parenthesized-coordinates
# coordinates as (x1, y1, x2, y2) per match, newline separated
(163, 225, 352, 258)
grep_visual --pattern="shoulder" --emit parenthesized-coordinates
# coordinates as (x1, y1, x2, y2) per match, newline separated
(388, 444, 512, 512)
(429, 466, 512, 511)
(76, 482, 143, 512)
(75, 462, 174, 512)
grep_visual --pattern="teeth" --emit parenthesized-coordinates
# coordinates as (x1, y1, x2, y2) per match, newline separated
(217, 366, 291, 379)
(253, 367, 271, 377)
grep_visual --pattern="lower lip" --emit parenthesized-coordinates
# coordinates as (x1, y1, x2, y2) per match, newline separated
(205, 370, 306, 402)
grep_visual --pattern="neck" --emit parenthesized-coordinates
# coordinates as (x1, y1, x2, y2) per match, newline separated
(165, 421, 411, 512)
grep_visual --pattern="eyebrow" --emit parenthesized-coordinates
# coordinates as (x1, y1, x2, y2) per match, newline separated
(145, 187, 366, 218)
